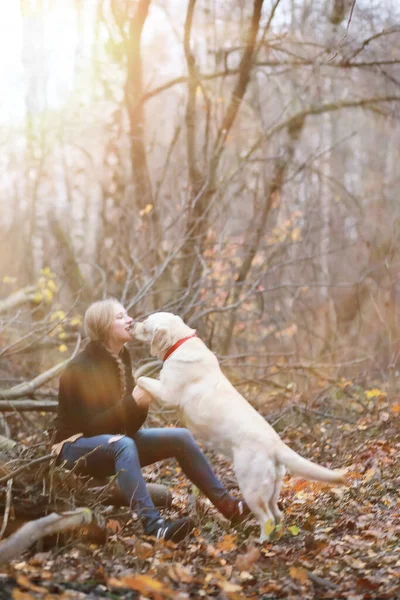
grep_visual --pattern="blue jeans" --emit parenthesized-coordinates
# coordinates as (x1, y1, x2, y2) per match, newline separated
(59, 428, 230, 528)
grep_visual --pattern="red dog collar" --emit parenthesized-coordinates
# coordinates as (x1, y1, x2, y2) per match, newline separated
(163, 333, 197, 362)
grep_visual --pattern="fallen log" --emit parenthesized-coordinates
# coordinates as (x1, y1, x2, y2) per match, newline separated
(0, 508, 92, 563)
(88, 482, 172, 509)
(0, 400, 58, 412)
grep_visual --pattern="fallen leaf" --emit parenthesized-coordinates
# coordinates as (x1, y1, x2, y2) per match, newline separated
(235, 545, 260, 571)
(343, 556, 366, 569)
(108, 574, 172, 595)
(134, 540, 154, 560)
(216, 534, 237, 553)
(356, 576, 381, 590)
(289, 566, 309, 584)
(106, 519, 122, 534)
(261, 549, 277, 557)
(28, 551, 51, 566)
(363, 529, 383, 539)
(16, 575, 47, 593)
(364, 467, 381, 483)
(239, 571, 254, 581)
(365, 388, 386, 399)
(167, 564, 193, 584)
(288, 525, 300, 536)
(217, 579, 242, 593)
(206, 543, 220, 558)
(12, 591, 34, 600)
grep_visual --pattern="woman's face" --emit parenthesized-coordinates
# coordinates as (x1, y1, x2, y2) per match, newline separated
(108, 303, 134, 346)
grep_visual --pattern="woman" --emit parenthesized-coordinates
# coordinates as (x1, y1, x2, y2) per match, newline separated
(54, 298, 250, 542)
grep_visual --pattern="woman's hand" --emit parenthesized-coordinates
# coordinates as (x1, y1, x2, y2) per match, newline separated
(132, 385, 153, 408)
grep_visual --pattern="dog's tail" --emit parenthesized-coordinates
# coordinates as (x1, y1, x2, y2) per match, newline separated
(278, 444, 345, 483)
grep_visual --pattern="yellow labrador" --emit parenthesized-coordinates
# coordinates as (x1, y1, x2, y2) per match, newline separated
(133, 312, 345, 541)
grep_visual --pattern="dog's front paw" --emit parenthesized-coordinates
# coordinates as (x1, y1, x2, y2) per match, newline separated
(134, 376, 162, 402)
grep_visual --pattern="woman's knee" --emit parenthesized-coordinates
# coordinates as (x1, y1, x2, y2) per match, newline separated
(176, 428, 197, 450)
(111, 435, 138, 458)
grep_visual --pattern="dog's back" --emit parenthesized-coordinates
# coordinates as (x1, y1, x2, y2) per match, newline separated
(171, 335, 345, 484)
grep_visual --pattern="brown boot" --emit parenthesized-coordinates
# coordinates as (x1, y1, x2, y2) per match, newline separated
(218, 497, 252, 526)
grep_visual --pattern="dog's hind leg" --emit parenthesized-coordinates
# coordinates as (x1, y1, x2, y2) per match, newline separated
(269, 464, 285, 524)
(233, 447, 277, 542)
(251, 500, 276, 543)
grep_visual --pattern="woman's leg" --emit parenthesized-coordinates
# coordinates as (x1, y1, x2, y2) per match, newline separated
(133, 428, 250, 522)
(59, 434, 193, 541)
(59, 435, 159, 525)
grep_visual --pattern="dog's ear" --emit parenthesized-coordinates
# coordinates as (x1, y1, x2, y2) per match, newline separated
(150, 326, 172, 357)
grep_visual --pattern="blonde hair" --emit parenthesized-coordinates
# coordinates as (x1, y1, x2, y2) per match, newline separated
(84, 298, 121, 343)
(84, 297, 127, 398)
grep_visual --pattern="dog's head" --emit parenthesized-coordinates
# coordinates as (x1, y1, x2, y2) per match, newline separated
(132, 312, 195, 358)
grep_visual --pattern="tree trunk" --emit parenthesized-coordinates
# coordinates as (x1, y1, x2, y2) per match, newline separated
(180, 0, 265, 291)
(219, 117, 304, 354)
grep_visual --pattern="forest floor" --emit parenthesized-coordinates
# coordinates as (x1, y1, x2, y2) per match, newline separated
(0, 382, 399, 599)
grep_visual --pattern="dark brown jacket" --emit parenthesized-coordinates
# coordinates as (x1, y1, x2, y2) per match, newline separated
(54, 341, 148, 442)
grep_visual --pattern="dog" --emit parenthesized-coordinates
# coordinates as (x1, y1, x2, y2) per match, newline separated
(133, 312, 346, 541)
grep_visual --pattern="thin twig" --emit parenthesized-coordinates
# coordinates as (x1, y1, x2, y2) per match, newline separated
(307, 570, 339, 590)
(0, 454, 54, 485)
(293, 405, 356, 424)
(0, 479, 13, 541)
(329, 0, 357, 62)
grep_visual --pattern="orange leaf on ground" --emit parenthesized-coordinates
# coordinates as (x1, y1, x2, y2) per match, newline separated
(106, 519, 122, 534)
(289, 566, 309, 584)
(216, 534, 237, 553)
(108, 574, 173, 596)
(134, 540, 154, 560)
(217, 579, 242, 593)
(167, 564, 193, 583)
(15, 575, 47, 593)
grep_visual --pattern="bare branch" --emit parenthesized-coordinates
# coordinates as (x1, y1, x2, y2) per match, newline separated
(0, 335, 81, 399)
(0, 454, 54, 486)
(140, 58, 400, 107)
(0, 480, 13, 542)
(0, 287, 37, 315)
(344, 26, 400, 62)
(212, 0, 264, 164)
(242, 95, 400, 163)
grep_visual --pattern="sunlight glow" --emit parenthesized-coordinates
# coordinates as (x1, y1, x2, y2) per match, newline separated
(0, 1, 174, 126)
(0, 1, 93, 124)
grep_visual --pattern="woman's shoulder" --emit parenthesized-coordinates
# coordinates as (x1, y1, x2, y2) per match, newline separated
(61, 343, 99, 378)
